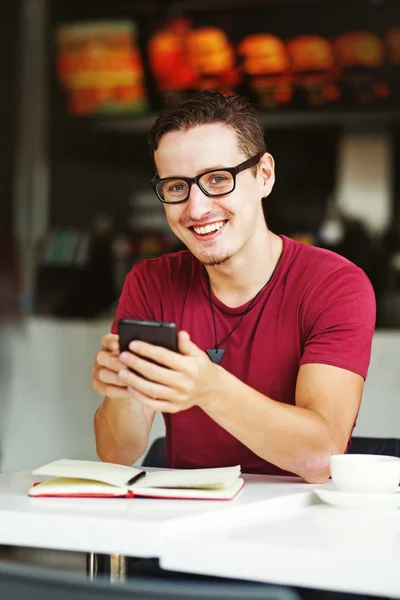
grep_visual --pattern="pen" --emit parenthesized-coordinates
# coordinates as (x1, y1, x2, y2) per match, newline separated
(126, 471, 146, 486)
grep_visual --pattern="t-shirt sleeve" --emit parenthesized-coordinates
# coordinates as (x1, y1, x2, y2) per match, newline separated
(299, 265, 376, 379)
(110, 263, 155, 334)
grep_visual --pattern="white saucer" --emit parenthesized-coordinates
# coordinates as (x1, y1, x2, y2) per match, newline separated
(314, 483, 400, 510)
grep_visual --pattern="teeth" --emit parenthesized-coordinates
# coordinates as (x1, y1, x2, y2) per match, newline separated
(193, 221, 225, 235)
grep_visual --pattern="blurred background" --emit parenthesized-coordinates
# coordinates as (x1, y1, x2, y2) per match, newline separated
(1, 0, 400, 472)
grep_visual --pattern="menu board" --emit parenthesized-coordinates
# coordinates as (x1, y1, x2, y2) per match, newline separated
(148, 17, 240, 103)
(56, 20, 148, 115)
(146, 13, 400, 111)
(53, 3, 400, 115)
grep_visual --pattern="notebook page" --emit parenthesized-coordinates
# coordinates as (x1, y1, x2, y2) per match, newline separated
(133, 465, 241, 489)
(32, 459, 143, 487)
(133, 478, 245, 499)
(29, 477, 128, 497)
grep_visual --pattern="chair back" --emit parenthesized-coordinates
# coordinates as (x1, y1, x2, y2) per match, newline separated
(142, 436, 166, 468)
(348, 436, 400, 457)
(0, 561, 300, 600)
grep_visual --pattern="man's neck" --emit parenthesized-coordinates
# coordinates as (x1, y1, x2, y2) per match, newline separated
(206, 230, 283, 308)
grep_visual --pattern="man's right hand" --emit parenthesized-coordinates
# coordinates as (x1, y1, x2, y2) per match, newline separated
(92, 333, 133, 399)
(93, 333, 155, 465)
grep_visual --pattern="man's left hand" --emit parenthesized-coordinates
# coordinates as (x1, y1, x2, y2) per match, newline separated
(118, 331, 219, 413)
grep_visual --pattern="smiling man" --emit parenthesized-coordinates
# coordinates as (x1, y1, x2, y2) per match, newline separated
(92, 91, 375, 484)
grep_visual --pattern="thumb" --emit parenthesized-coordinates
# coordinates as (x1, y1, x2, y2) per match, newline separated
(178, 331, 202, 357)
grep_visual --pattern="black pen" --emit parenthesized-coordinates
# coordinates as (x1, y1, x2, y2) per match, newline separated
(126, 470, 147, 486)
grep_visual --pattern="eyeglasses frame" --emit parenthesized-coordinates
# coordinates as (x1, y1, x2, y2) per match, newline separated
(150, 152, 263, 204)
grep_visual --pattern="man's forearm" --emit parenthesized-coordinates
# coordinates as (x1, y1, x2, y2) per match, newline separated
(201, 372, 336, 483)
(94, 396, 154, 466)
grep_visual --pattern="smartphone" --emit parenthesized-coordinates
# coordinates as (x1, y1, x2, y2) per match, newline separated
(118, 318, 178, 355)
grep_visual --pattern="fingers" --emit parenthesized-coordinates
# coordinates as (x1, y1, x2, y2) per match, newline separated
(126, 340, 186, 371)
(101, 333, 119, 353)
(132, 389, 178, 413)
(96, 348, 124, 374)
(92, 333, 130, 399)
(127, 332, 203, 369)
(177, 331, 203, 357)
(94, 363, 125, 387)
(119, 352, 178, 387)
(92, 361, 133, 398)
(92, 377, 134, 400)
(118, 366, 173, 402)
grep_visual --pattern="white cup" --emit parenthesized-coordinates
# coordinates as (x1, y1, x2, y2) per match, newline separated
(330, 454, 400, 494)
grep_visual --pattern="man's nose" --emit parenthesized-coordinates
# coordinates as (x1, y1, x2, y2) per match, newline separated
(185, 183, 214, 221)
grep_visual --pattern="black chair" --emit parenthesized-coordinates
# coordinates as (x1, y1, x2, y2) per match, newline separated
(142, 437, 166, 468)
(142, 435, 400, 470)
(348, 436, 400, 457)
(0, 560, 300, 600)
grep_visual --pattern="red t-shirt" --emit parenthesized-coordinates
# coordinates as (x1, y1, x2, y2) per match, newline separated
(112, 235, 376, 475)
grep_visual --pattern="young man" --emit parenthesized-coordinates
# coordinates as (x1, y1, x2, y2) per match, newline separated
(92, 91, 375, 484)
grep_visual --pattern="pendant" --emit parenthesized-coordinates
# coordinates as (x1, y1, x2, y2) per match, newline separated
(206, 348, 226, 365)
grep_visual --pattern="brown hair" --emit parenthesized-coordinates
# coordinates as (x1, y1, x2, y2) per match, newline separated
(147, 90, 266, 162)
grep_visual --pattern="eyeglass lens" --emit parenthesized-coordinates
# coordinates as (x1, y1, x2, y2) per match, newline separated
(157, 170, 235, 202)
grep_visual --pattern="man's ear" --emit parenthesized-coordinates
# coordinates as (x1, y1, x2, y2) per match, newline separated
(259, 152, 275, 198)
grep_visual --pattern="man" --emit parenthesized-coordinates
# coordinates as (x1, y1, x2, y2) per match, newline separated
(92, 91, 375, 484)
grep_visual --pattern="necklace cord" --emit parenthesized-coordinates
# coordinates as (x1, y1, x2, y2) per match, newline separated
(206, 248, 283, 354)
(206, 277, 269, 352)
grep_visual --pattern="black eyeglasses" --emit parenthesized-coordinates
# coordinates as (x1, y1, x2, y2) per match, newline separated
(151, 153, 263, 204)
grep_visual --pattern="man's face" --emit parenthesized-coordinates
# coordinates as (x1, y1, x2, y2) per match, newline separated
(154, 123, 274, 267)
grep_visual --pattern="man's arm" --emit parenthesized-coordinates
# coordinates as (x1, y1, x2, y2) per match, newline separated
(118, 334, 364, 483)
(114, 263, 374, 477)
(92, 333, 156, 465)
(200, 362, 363, 483)
(94, 397, 156, 465)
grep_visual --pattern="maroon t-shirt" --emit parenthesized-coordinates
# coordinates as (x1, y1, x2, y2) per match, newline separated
(112, 236, 376, 475)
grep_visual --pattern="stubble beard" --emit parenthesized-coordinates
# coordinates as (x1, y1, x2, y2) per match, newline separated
(199, 250, 233, 267)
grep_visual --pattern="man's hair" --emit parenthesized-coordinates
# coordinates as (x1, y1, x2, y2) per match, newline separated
(147, 90, 266, 161)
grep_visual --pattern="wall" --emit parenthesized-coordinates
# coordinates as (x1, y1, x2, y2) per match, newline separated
(1, 318, 399, 472)
(0, 318, 164, 472)
(336, 131, 392, 234)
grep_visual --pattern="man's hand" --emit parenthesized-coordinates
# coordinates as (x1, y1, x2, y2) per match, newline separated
(92, 333, 134, 399)
(118, 331, 219, 413)
(92, 333, 156, 465)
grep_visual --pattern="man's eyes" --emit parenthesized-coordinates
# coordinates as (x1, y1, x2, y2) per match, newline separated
(210, 175, 228, 184)
(167, 182, 186, 192)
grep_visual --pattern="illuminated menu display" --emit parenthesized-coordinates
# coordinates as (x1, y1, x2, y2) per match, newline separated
(56, 20, 148, 115)
(54, 7, 400, 115)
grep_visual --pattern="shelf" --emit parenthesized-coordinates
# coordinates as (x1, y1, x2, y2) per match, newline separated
(89, 110, 400, 134)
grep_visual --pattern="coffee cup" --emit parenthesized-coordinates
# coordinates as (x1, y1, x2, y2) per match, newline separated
(330, 454, 400, 494)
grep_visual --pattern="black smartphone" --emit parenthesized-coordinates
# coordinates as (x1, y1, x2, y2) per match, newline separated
(118, 318, 178, 354)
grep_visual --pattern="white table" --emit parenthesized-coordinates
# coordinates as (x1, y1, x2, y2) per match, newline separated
(0, 470, 308, 580)
(1, 470, 399, 597)
(160, 486, 400, 599)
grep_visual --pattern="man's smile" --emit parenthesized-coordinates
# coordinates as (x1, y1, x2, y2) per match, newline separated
(189, 220, 228, 240)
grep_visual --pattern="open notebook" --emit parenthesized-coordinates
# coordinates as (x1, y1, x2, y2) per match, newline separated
(29, 459, 244, 500)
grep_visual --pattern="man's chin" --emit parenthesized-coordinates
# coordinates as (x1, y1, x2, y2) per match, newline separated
(180, 233, 235, 266)
(197, 251, 233, 267)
